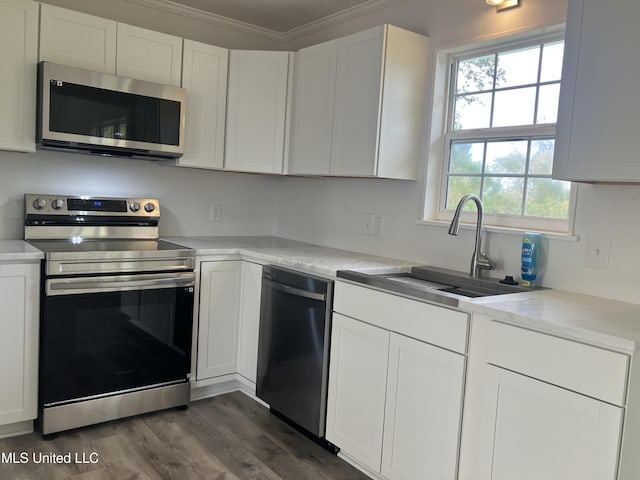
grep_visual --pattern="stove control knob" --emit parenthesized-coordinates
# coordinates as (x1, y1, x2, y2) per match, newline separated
(32, 198, 47, 210)
(144, 202, 156, 213)
(51, 199, 64, 210)
(129, 202, 141, 212)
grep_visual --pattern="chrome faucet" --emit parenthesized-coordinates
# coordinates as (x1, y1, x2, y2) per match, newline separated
(448, 194, 494, 278)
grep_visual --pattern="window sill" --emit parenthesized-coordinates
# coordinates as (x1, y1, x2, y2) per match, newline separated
(417, 219, 579, 242)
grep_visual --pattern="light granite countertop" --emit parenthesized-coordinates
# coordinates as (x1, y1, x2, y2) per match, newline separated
(460, 290, 640, 354)
(165, 236, 640, 354)
(0, 240, 44, 262)
(164, 236, 414, 277)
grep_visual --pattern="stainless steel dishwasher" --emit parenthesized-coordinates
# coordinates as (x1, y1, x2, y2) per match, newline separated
(256, 265, 336, 451)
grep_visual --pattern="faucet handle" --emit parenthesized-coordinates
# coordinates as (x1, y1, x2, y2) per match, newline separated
(477, 253, 494, 271)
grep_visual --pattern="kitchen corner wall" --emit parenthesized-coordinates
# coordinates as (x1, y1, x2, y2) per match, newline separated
(274, 0, 640, 305)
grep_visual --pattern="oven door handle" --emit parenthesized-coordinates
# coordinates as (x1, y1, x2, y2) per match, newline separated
(46, 272, 196, 296)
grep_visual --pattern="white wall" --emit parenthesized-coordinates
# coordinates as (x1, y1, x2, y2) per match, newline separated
(0, 150, 280, 240)
(275, 0, 640, 305)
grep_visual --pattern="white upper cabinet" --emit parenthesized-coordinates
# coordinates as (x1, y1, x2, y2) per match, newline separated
(0, 0, 38, 153)
(178, 39, 228, 170)
(288, 40, 338, 176)
(39, 4, 117, 74)
(288, 25, 428, 179)
(225, 50, 292, 174)
(331, 26, 385, 177)
(116, 23, 182, 86)
(39, 5, 182, 86)
(553, 0, 640, 182)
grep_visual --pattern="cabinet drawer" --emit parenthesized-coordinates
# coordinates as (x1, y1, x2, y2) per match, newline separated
(334, 281, 468, 353)
(487, 321, 629, 406)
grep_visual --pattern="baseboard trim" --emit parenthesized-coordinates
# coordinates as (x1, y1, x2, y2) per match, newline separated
(337, 450, 383, 480)
(0, 420, 34, 439)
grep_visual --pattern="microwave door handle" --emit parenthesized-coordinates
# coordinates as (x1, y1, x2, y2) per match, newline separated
(46, 273, 195, 296)
(268, 281, 326, 302)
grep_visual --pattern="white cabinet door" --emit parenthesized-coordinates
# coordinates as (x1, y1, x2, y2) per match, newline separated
(236, 261, 262, 384)
(553, 0, 640, 181)
(326, 313, 389, 472)
(476, 366, 622, 480)
(116, 23, 182, 86)
(225, 50, 290, 174)
(0, 0, 38, 153)
(0, 263, 39, 425)
(330, 26, 385, 177)
(179, 40, 228, 170)
(287, 40, 337, 176)
(196, 261, 242, 380)
(39, 4, 117, 74)
(382, 333, 465, 480)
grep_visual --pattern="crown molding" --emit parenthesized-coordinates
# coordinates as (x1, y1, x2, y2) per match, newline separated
(123, 0, 407, 44)
(282, 0, 407, 42)
(123, 0, 286, 42)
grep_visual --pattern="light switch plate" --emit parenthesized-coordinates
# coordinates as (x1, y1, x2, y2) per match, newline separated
(584, 236, 611, 269)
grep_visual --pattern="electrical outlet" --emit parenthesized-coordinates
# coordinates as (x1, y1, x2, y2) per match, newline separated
(209, 204, 221, 222)
(373, 216, 384, 237)
(361, 213, 374, 235)
(584, 236, 611, 269)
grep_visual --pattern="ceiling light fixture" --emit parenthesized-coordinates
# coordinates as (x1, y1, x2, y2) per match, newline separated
(486, 0, 520, 11)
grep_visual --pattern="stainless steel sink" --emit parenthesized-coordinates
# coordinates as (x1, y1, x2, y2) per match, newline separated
(337, 266, 537, 307)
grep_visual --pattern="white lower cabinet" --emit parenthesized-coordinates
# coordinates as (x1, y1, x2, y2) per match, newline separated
(326, 313, 389, 471)
(382, 334, 465, 480)
(460, 315, 627, 480)
(196, 260, 262, 387)
(477, 366, 622, 480)
(196, 261, 242, 380)
(236, 261, 263, 383)
(327, 282, 467, 479)
(0, 262, 39, 432)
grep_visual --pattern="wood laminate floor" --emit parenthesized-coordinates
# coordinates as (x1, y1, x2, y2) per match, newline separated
(0, 392, 370, 480)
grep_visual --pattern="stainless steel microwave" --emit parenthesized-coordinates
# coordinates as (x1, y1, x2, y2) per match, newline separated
(37, 62, 186, 159)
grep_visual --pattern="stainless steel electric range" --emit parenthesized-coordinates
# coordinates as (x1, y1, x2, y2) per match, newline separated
(24, 193, 195, 436)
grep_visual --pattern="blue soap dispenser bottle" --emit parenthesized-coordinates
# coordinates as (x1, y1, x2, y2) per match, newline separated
(521, 232, 541, 287)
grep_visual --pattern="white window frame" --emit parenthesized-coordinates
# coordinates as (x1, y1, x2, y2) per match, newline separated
(424, 25, 577, 235)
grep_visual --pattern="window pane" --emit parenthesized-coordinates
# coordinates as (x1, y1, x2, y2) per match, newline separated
(525, 178, 571, 219)
(536, 83, 560, 124)
(486, 140, 527, 174)
(450, 142, 484, 173)
(529, 139, 555, 174)
(496, 46, 540, 88)
(540, 41, 564, 82)
(456, 54, 495, 93)
(447, 176, 481, 210)
(453, 93, 492, 130)
(483, 177, 524, 215)
(493, 87, 536, 127)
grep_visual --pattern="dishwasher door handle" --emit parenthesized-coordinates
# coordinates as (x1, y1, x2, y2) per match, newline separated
(269, 281, 326, 301)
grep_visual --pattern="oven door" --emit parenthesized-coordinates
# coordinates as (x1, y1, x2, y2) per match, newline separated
(40, 272, 195, 406)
